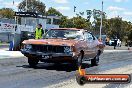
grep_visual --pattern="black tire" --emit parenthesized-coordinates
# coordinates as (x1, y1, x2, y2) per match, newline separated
(28, 58, 39, 67)
(74, 53, 83, 69)
(91, 55, 99, 66)
(76, 75, 86, 85)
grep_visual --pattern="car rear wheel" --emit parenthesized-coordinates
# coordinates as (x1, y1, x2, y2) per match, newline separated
(28, 57, 39, 67)
(91, 55, 99, 66)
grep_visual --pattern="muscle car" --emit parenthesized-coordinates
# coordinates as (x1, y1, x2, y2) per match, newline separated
(21, 28, 105, 67)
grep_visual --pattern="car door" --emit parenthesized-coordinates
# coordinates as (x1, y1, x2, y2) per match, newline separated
(84, 32, 97, 58)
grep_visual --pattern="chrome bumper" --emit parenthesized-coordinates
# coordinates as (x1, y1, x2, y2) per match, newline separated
(21, 49, 73, 58)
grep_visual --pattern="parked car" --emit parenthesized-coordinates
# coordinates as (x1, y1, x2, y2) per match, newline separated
(21, 28, 105, 68)
(125, 40, 132, 47)
(109, 38, 121, 46)
(109, 39, 115, 46)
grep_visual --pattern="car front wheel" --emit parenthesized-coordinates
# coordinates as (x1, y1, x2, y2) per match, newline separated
(74, 53, 83, 69)
(91, 55, 99, 66)
(28, 57, 39, 67)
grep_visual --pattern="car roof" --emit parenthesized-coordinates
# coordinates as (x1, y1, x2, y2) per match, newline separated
(50, 28, 83, 31)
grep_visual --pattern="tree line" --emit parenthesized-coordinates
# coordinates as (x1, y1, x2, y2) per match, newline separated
(0, 0, 132, 41)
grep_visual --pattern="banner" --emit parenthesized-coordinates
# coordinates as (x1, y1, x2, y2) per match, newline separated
(0, 23, 34, 33)
(0, 23, 15, 33)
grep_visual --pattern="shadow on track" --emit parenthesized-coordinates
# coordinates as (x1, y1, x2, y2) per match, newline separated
(16, 63, 91, 72)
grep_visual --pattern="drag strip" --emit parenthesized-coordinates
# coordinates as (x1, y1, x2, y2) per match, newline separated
(0, 49, 132, 88)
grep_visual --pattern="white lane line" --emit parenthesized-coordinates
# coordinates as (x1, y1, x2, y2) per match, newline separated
(0, 55, 10, 59)
(0, 50, 129, 55)
(104, 50, 129, 52)
(0, 50, 24, 59)
(0, 50, 130, 59)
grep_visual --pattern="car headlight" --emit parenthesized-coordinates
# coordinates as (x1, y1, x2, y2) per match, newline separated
(24, 44, 32, 50)
(64, 46, 72, 54)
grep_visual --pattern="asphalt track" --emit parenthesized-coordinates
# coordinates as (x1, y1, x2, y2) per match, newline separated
(0, 46, 132, 88)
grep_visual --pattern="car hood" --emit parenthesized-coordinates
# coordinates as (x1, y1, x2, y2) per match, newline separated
(22, 39, 80, 46)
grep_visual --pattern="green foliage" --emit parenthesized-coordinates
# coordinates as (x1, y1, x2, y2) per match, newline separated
(72, 17, 90, 29)
(128, 30, 132, 40)
(60, 17, 74, 28)
(18, 0, 46, 15)
(46, 7, 63, 16)
(0, 8, 14, 19)
(101, 17, 132, 41)
(89, 16, 132, 41)
(59, 16, 90, 29)
(46, 8, 91, 29)
(107, 18, 123, 39)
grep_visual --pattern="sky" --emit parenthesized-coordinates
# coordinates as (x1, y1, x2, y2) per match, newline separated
(0, 0, 132, 22)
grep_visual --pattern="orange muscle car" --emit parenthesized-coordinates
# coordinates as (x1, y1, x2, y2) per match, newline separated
(21, 28, 105, 67)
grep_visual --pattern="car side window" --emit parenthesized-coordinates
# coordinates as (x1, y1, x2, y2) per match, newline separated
(84, 33, 94, 42)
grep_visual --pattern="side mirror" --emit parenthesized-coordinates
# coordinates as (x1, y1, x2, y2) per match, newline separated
(28, 34, 31, 36)
(80, 38, 85, 41)
(27, 33, 35, 39)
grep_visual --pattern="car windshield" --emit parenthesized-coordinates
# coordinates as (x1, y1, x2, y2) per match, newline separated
(44, 29, 84, 40)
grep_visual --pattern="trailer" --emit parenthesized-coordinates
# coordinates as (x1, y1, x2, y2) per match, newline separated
(0, 12, 60, 51)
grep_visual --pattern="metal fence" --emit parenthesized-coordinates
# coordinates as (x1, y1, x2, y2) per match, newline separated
(0, 18, 15, 24)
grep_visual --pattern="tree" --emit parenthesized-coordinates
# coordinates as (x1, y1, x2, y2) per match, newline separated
(59, 16, 69, 28)
(125, 22, 132, 41)
(105, 17, 123, 39)
(0, 8, 14, 19)
(60, 16, 90, 29)
(72, 16, 90, 29)
(18, 0, 46, 15)
(46, 7, 66, 27)
(128, 30, 132, 41)
(46, 7, 63, 16)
